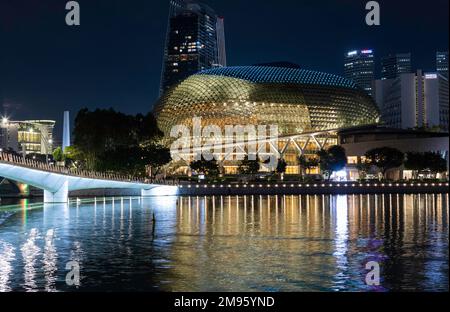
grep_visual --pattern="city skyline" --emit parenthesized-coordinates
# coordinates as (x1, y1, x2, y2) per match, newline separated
(0, 0, 449, 297)
(1, 0, 449, 138)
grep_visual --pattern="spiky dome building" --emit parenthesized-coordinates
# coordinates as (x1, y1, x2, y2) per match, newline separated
(154, 63, 380, 138)
(154, 63, 380, 175)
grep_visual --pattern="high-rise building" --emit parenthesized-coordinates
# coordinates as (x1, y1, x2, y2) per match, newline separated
(0, 119, 55, 155)
(216, 16, 227, 67)
(381, 53, 412, 80)
(160, 0, 227, 94)
(344, 49, 375, 95)
(373, 70, 449, 131)
(437, 51, 449, 79)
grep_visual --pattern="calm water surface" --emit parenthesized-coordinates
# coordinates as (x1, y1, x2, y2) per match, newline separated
(0, 194, 448, 292)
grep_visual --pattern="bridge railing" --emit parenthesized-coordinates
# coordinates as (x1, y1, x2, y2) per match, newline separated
(0, 152, 178, 186)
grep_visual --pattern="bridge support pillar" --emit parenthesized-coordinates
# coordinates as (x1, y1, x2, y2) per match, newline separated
(44, 180, 69, 203)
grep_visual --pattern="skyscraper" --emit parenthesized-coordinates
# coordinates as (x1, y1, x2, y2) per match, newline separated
(381, 53, 412, 80)
(344, 49, 375, 95)
(373, 70, 449, 131)
(160, 0, 227, 94)
(216, 17, 227, 67)
(437, 51, 449, 79)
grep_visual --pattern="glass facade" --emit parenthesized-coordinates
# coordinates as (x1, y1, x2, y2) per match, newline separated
(344, 50, 375, 95)
(17, 121, 55, 155)
(155, 65, 381, 175)
(160, 0, 226, 94)
(1, 120, 55, 155)
(437, 51, 449, 79)
(155, 65, 381, 138)
(381, 53, 412, 80)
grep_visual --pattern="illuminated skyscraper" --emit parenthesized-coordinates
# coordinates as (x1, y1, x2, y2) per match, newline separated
(160, 0, 227, 94)
(344, 49, 375, 95)
(381, 53, 412, 80)
(437, 51, 449, 79)
(216, 16, 227, 67)
(373, 70, 449, 131)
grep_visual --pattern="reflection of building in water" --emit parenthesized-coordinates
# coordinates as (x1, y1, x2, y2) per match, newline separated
(170, 194, 448, 291)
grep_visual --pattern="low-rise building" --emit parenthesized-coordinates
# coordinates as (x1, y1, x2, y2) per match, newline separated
(0, 119, 55, 155)
(339, 126, 449, 180)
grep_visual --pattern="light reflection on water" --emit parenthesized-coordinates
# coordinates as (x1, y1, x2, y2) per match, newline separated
(0, 194, 448, 292)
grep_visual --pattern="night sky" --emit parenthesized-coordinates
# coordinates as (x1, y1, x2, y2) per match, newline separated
(1, 0, 448, 140)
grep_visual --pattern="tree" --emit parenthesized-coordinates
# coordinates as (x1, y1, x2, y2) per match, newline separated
(64, 146, 82, 161)
(141, 144, 172, 177)
(190, 156, 220, 177)
(404, 152, 425, 179)
(276, 159, 287, 175)
(317, 145, 347, 180)
(63, 146, 85, 169)
(406, 152, 447, 179)
(135, 113, 164, 143)
(72, 108, 164, 172)
(298, 155, 320, 178)
(365, 147, 404, 179)
(305, 157, 319, 175)
(74, 108, 130, 169)
(298, 155, 308, 178)
(52, 147, 64, 162)
(356, 160, 371, 180)
(427, 152, 447, 177)
(238, 155, 260, 175)
(94, 144, 171, 178)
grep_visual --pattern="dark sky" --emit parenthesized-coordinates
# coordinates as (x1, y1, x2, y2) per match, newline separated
(1, 0, 448, 140)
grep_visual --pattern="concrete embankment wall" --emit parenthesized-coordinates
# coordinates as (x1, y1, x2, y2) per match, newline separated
(2, 185, 448, 199)
(70, 188, 141, 197)
(1, 188, 141, 199)
(177, 183, 449, 196)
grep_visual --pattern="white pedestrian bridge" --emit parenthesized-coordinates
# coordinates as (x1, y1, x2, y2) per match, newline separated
(0, 153, 178, 203)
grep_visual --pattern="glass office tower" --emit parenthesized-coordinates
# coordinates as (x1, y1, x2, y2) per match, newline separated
(160, 0, 226, 94)
(344, 49, 375, 95)
(437, 51, 449, 79)
(381, 53, 412, 80)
